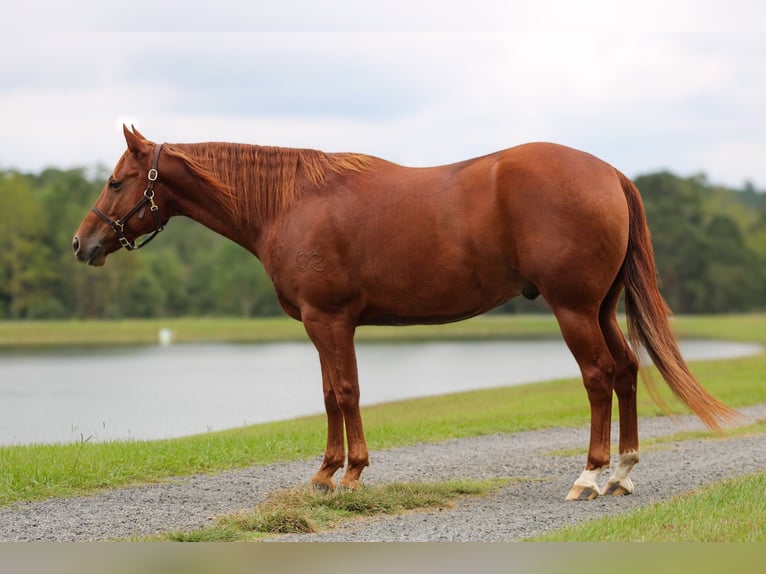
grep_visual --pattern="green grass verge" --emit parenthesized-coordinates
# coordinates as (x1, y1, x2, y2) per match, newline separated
(1, 312, 762, 347)
(530, 470, 766, 541)
(0, 314, 563, 347)
(149, 478, 509, 542)
(546, 417, 766, 458)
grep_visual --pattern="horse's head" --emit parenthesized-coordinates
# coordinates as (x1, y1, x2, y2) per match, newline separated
(72, 125, 170, 266)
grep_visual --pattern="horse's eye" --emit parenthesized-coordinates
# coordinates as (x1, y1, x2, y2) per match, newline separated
(108, 180, 123, 191)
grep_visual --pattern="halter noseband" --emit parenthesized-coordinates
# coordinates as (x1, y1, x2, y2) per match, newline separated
(91, 143, 166, 251)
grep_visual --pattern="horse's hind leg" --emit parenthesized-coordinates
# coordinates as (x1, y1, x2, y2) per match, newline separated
(599, 281, 641, 496)
(551, 304, 616, 501)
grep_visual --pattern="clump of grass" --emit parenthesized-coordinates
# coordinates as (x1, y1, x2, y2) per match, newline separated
(157, 478, 509, 541)
(163, 527, 243, 542)
(223, 479, 508, 535)
(225, 500, 319, 535)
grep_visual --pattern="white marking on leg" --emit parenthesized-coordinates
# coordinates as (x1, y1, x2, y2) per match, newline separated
(604, 450, 639, 495)
(565, 465, 609, 500)
(573, 466, 608, 489)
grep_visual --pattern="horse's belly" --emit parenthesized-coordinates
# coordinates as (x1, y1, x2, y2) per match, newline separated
(357, 266, 524, 326)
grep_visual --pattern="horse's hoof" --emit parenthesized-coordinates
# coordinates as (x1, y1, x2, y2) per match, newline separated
(565, 485, 600, 501)
(338, 479, 361, 491)
(602, 479, 633, 496)
(311, 480, 335, 493)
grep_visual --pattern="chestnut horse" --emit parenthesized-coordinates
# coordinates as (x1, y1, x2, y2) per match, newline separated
(73, 126, 737, 500)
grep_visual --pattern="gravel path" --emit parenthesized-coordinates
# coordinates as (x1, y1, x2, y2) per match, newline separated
(2, 404, 765, 542)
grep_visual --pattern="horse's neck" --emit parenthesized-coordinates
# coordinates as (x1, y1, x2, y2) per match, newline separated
(169, 142, 369, 259)
(170, 177, 263, 257)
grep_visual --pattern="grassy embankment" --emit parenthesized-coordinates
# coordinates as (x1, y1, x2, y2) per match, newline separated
(1, 314, 765, 541)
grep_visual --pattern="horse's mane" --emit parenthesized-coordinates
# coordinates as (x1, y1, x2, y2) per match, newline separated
(163, 142, 374, 228)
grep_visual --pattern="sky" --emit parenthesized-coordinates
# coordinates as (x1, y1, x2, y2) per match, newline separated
(2, 0, 765, 189)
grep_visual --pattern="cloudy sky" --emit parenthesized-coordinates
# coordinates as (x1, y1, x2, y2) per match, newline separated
(2, 0, 765, 188)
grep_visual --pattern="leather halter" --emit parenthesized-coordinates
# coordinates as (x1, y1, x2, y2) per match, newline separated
(91, 143, 166, 251)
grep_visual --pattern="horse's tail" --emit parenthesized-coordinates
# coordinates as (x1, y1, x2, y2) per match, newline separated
(616, 170, 740, 430)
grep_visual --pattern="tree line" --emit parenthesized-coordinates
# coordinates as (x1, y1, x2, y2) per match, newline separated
(1, 165, 764, 319)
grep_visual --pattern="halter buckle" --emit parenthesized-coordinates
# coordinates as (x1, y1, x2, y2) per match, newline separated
(147, 168, 158, 182)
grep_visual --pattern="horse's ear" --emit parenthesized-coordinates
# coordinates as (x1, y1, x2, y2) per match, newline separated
(123, 124, 151, 156)
(130, 125, 146, 140)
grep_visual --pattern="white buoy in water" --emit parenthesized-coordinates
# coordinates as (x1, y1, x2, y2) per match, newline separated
(158, 328, 173, 346)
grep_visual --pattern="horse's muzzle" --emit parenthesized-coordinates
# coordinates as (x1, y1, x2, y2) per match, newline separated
(72, 235, 105, 266)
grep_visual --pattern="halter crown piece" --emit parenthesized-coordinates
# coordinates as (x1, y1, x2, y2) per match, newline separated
(91, 143, 166, 251)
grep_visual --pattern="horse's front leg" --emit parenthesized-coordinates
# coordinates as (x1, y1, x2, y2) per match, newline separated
(310, 356, 346, 490)
(303, 313, 369, 490)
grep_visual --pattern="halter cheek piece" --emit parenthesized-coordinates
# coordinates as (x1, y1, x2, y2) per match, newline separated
(91, 143, 166, 251)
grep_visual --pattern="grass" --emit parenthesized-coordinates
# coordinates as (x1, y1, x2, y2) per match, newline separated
(648, 417, 766, 445)
(0, 314, 563, 348)
(149, 478, 509, 542)
(547, 417, 766, 457)
(531, 470, 766, 541)
(0, 423, 325, 506)
(0, 317, 307, 347)
(1, 312, 762, 348)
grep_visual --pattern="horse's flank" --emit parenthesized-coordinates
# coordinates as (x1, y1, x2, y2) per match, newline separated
(163, 143, 375, 229)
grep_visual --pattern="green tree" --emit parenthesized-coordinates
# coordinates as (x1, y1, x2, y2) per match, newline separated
(0, 173, 56, 318)
(123, 264, 167, 318)
(207, 242, 280, 317)
(35, 168, 103, 317)
(145, 251, 190, 316)
(702, 214, 761, 312)
(635, 172, 763, 313)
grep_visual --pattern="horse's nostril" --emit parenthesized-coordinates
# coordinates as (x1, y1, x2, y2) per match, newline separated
(72, 236, 80, 253)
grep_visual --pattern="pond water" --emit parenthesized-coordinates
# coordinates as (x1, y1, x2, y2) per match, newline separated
(0, 339, 760, 445)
